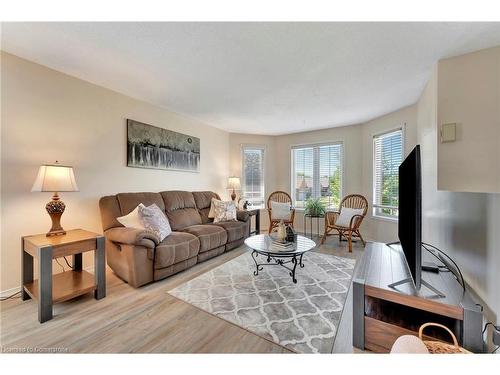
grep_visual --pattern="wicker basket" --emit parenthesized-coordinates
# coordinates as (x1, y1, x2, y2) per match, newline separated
(419, 323, 471, 354)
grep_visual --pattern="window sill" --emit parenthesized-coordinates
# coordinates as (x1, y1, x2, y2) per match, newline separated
(294, 208, 339, 213)
(371, 215, 398, 224)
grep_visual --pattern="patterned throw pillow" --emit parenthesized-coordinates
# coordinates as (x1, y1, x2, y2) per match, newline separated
(208, 197, 220, 219)
(212, 200, 237, 223)
(138, 204, 172, 241)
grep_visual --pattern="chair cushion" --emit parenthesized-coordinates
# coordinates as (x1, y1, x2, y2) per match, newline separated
(211, 221, 248, 243)
(270, 201, 291, 220)
(336, 207, 364, 227)
(154, 231, 200, 269)
(182, 224, 228, 252)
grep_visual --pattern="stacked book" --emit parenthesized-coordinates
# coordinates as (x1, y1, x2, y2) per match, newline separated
(269, 237, 295, 251)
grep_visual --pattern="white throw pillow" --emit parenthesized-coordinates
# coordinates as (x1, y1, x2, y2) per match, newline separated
(208, 197, 220, 219)
(270, 201, 291, 220)
(212, 200, 237, 223)
(138, 204, 172, 241)
(336, 207, 364, 228)
(117, 204, 146, 229)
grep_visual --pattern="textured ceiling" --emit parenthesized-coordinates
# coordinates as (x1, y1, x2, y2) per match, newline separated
(2, 22, 500, 135)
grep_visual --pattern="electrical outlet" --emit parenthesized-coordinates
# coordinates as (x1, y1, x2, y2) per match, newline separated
(493, 325, 500, 346)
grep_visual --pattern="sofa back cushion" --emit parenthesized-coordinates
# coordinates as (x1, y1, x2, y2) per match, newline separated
(160, 191, 202, 231)
(99, 192, 166, 231)
(116, 192, 165, 216)
(192, 191, 221, 224)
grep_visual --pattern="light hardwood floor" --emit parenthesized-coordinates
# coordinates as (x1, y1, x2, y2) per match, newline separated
(0, 236, 364, 353)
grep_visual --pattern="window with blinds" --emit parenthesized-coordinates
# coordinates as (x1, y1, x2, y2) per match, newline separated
(291, 143, 343, 209)
(373, 129, 403, 218)
(242, 146, 265, 208)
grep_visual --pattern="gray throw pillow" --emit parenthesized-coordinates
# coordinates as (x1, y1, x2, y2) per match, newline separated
(138, 204, 172, 241)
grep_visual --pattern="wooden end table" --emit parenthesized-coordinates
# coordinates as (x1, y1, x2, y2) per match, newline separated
(245, 208, 261, 235)
(21, 229, 105, 323)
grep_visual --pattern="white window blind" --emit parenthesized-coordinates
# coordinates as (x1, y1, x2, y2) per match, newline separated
(242, 146, 265, 208)
(291, 143, 343, 209)
(373, 129, 403, 218)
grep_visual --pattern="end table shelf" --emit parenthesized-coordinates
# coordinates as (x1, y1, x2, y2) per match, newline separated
(21, 229, 106, 323)
(23, 270, 97, 304)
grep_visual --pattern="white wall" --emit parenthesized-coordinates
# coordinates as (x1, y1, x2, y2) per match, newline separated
(1, 52, 230, 293)
(273, 124, 363, 234)
(437, 46, 500, 193)
(418, 65, 500, 322)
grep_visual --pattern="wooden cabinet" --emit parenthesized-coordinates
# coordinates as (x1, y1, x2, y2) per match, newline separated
(353, 242, 483, 353)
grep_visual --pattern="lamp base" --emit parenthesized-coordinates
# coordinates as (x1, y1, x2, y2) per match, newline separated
(231, 191, 237, 201)
(46, 228, 66, 237)
(45, 193, 66, 237)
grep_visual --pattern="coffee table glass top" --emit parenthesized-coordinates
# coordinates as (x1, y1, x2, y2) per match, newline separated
(244, 234, 316, 256)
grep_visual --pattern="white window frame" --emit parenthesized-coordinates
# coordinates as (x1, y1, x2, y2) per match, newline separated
(372, 126, 405, 221)
(290, 141, 344, 211)
(241, 144, 266, 209)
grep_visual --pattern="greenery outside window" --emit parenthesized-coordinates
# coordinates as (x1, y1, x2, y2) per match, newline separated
(373, 128, 403, 219)
(291, 142, 343, 210)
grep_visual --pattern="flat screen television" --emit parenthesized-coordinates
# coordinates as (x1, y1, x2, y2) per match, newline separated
(398, 145, 422, 289)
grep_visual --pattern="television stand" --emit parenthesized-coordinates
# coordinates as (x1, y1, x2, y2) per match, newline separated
(353, 242, 483, 353)
(388, 278, 445, 298)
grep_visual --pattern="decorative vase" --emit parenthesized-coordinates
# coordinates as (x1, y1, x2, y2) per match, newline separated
(277, 220, 287, 241)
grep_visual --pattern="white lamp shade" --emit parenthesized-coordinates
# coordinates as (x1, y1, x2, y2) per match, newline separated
(226, 176, 241, 190)
(31, 164, 79, 192)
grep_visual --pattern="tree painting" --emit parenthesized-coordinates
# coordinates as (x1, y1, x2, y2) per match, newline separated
(127, 119, 200, 172)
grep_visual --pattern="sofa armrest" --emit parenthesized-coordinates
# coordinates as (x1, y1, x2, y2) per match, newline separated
(236, 210, 250, 222)
(104, 227, 160, 249)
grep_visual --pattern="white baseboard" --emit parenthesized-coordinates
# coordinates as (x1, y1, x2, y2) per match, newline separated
(0, 286, 21, 298)
(0, 265, 95, 299)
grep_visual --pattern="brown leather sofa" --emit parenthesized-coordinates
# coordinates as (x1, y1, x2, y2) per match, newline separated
(99, 191, 250, 287)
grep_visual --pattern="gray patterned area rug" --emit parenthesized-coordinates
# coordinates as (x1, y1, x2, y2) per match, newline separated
(168, 251, 356, 353)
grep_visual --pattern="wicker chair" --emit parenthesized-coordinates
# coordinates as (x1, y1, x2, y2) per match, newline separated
(320, 194, 368, 252)
(267, 191, 295, 233)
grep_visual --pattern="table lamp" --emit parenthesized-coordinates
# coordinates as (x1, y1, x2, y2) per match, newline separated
(226, 176, 241, 201)
(31, 162, 79, 237)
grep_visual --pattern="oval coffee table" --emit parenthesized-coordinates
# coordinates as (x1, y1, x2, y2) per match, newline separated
(244, 234, 316, 283)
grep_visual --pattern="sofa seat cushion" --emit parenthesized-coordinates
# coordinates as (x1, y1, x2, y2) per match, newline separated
(182, 225, 228, 252)
(154, 231, 200, 269)
(211, 221, 248, 243)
